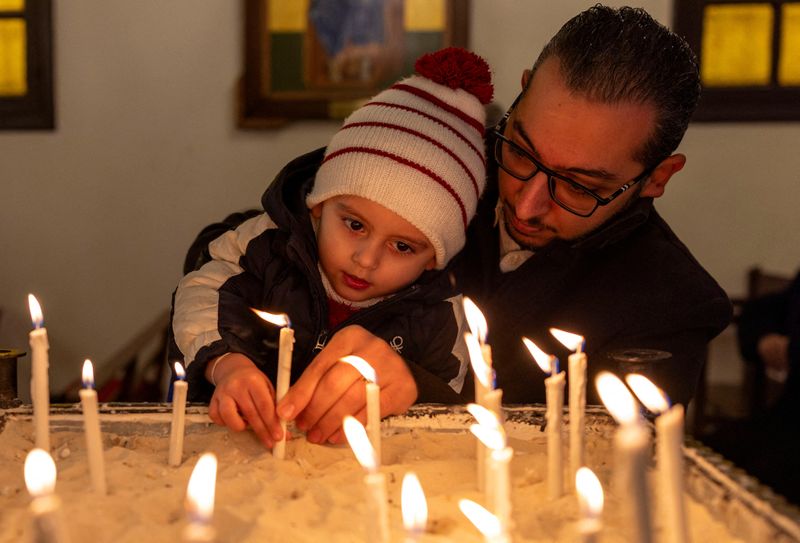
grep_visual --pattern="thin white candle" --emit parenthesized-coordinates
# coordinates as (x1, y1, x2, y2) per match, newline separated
(469, 423, 513, 536)
(341, 355, 381, 464)
(463, 296, 494, 374)
(252, 310, 294, 459)
(466, 331, 494, 492)
(575, 467, 603, 543)
(627, 374, 689, 543)
(459, 499, 511, 543)
(24, 448, 71, 543)
(169, 362, 188, 467)
(401, 472, 427, 543)
(28, 294, 50, 451)
(596, 371, 652, 543)
(523, 338, 565, 499)
(183, 453, 217, 543)
(343, 416, 389, 543)
(79, 359, 106, 495)
(467, 403, 502, 506)
(550, 327, 587, 490)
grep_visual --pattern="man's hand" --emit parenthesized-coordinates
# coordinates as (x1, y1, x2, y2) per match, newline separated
(757, 333, 790, 381)
(206, 353, 284, 447)
(277, 325, 418, 445)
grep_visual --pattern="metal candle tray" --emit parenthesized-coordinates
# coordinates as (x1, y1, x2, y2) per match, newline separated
(2, 403, 799, 542)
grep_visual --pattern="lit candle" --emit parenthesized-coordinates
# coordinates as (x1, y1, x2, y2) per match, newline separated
(575, 467, 603, 543)
(466, 403, 502, 507)
(28, 294, 50, 451)
(340, 355, 381, 464)
(459, 499, 510, 543)
(24, 448, 71, 543)
(463, 297, 492, 369)
(550, 328, 587, 490)
(343, 416, 389, 543)
(469, 422, 513, 536)
(523, 337, 565, 499)
(253, 309, 294, 459)
(169, 362, 188, 467)
(626, 374, 689, 543)
(79, 359, 106, 495)
(596, 371, 652, 543)
(466, 331, 495, 492)
(183, 453, 217, 543)
(401, 472, 427, 543)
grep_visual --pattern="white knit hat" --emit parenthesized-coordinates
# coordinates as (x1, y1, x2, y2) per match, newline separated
(307, 47, 493, 269)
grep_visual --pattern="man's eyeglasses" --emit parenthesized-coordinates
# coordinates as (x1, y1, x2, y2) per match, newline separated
(491, 94, 654, 218)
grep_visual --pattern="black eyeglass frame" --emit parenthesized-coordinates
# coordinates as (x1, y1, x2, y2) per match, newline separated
(491, 93, 656, 218)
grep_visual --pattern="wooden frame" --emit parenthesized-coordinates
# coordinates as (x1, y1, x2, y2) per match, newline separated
(0, 0, 54, 130)
(674, 0, 800, 122)
(239, 0, 470, 128)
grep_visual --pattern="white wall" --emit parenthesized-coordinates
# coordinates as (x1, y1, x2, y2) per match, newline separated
(1, 1, 798, 396)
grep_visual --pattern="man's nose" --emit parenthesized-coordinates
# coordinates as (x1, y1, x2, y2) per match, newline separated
(513, 171, 551, 220)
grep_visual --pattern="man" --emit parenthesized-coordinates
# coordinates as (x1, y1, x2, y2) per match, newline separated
(249, 6, 731, 444)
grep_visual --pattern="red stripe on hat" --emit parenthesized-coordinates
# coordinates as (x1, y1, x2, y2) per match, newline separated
(322, 146, 468, 228)
(364, 101, 485, 166)
(340, 121, 480, 198)
(391, 82, 485, 135)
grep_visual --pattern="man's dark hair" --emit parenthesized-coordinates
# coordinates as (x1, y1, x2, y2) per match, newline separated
(529, 5, 701, 168)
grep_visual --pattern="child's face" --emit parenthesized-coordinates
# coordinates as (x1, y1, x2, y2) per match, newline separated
(311, 195, 437, 303)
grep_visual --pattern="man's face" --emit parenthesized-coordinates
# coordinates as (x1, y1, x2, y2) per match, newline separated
(498, 57, 660, 249)
(312, 195, 436, 302)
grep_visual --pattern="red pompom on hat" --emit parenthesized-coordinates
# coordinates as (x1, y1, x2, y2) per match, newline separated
(415, 47, 494, 105)
(309, 48, 494, 269)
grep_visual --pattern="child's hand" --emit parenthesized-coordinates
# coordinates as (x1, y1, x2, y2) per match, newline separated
(206, 353, 285, 448)
(276, 325, 418, 445)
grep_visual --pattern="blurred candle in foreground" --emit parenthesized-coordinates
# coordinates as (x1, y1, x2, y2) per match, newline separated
(550, 327, 587, 489)
(466, 331, 495, 493)
(169, 362, 188, 467)
(459, 499, 510, 543)
(253, 309, 294, 459)
(470, 422, 513, 536)
(341, 355, 381, 464)
(627, 374, 689, 543)
(343, 416, 389, 543)
(183, 453, 217, 543)
(575, 467, 603, 543)
(401, 472, 427, 543)
(28, 294, 50, 451)
(24, 448, 71, 543)
(523, 337, 565, 499)
(79, 359, 106, 495)
(596, 371, 652, 543)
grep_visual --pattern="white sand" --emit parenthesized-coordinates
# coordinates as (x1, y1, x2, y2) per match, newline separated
(0, 412, 741, 543)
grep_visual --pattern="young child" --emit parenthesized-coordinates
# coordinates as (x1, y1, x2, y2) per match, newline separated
(169, 48, 493, 446)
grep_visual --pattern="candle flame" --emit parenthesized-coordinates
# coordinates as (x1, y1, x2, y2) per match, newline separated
(459, 499, 502, 539)
(340, 355, 377, 384)
(28, 294, 43, 329)
(401, 472, 428, 533)
(463, 297, 488, 344)
(522, 337, 558, 375)
(251, 309, 290, 328)
(625, 374, 670, 414)
(343, 416, 376, 472)
(186, 453, 217, 522)
(549, 328, 585, 353)
(576, 467, 604, 518)
(469, 423, 506, 451)
(82, 359, 95, 388)
(466, 403, 501, 429)
(465, 332, 492, 389)
(24, 448, 56, 498)
(595, 371, 639, 425)
(174, 361, 186, 381)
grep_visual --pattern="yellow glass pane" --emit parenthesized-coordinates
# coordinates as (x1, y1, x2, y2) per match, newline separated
(701, 3, 773, 87)
(268, 0, 308, 32)
(405, 0, 445, 31)
(779, 3, 800, 85)
(0, 0, 24, 11)
(0, 19, 26, 96)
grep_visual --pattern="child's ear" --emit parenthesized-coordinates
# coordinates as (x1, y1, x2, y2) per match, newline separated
(310, 202, 323, 219)
(425, 257, 437, 271)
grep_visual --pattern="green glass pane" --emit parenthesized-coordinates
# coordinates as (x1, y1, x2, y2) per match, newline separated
(402, 32, 443, 76)
(270, 33, 304, 92)
(0, 18, 27, 96)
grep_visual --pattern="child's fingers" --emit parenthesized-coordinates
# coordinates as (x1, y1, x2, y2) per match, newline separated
(327, 406, 368, 445)
(217, 395, 247, 432)
(249, 386, 284, 444)
(296, 363, 361, 434)
(308, 379, 366, 444)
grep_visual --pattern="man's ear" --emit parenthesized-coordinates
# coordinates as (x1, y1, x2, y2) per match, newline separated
(521, 69, 532, 90)
(640, 154, 686, 198)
